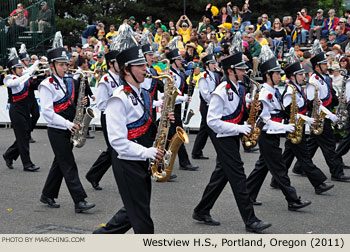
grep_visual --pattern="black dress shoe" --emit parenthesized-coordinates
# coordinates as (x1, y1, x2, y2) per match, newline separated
(179, 164, 199, 171)
(343, 165, 350, 169)
(270, 181, 280, 189)
(86, 176, 102, 190)
(315, 183, 334, 194)
(75, 200, 95, 213)
(252, 200, 263, 206)
(40, 194, 60, 208)
(29, 137, 36, 143)
(331, 174, 350, 182)
(192, 155, 209, 160)
(3, 154, 13, 169)
(246, 220, 272, 232)
(167, 173, 177, 182)
(86, 135, 95, 139)
(192, 212, 220, 226)
(288, 198, 311, 211)
(24, 164, 40, 172)
(244, 147, 259, 153)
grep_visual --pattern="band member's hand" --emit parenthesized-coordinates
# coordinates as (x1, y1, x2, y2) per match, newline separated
(167, 112, 175, 123)
(328, 113, 338, 123)
(92, 95, 96, 101)
(70, 123, 80, 133)
(155, 149, 165, 163)
(284, 124, 295, 133)
(255, 101, 261, 111)
(237, 124, 251, 135)
(187, 96, 192, 103)
(317, 99, 321, 106)
(83, 96, 88, 105)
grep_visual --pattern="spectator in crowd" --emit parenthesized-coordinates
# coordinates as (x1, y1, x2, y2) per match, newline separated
(255, 17, 267, 32)
(30, 55, 38, 66)
(282, 16, 293, 49)
(158, 33, 171, 53)
(341, 31, 350, 54)
(322, 9, 339, 38)
(220, 29, 232, 54)
(240, 1, 252, 32)
(10, 3, 28, 20)
(190, 36, 204, 55)
(106, 24, 118, 38)
(90, 52, 107, 87)
(99, 38, 108, 52)
(345, 9, 350, 19)
(231, 20, 241, 35)
(208, 30, 219, 48)
(302, 51, 313, 80)
(168, 20, 175, 30)
(330, 63, 343, 94)
(339, 55, 350, 72)
(128, 16, 136, 29)
(217, 6, 232, 24)
(242, 40, 253, 70)
(335, 25, 347, 44)
(326, 51, 336, 69)
(261, 13, 271, 31)
(184, 43, 199, 62)
(328, 31, 338, 47)
(338, 18, 350, 35)
(346, 15, 350, 29)
(294, 44, 303, 58)
(81, 23, 104, 45)
(155, 19, 167, 32)
(90, 37, 102, 52)
(270, 18, 286, 53)
(199, 18, 215, 33)
(143, 16, 155, 33)
(263, 30, 274, 49)
(255, 30, 269, 47)
(247, 33, 261, 76)
(227, 3, 241, 25)
(29, 1, 51, 32)
(293, 19, 303, 45)
(320, 38, 332, 52)
(169, 25, 178, 39)
(332, 44, 343, 61)
(297, 8, 311, 46)
(176, 15, 193, 43)
(197, 15, 207, 33)
(309, 9, 325, 43)
(154, 27, 164, 46)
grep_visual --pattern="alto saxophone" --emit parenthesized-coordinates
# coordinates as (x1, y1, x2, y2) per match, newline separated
(286, 84, 306, 144)
(71, 71, 95, 148)
(309, 82, 327, 135)
(335, 74, 349, 130)
(146, 60, 189, 182)
(241, 76, 261, 148)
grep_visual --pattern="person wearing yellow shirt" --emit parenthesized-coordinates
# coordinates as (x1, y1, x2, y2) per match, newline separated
(154, 28, 164, 46)
(176, 15, 193, 43)
(186, 64, 201, 87)
(255, 30, 269, 46)
(105, 25, 118, 40)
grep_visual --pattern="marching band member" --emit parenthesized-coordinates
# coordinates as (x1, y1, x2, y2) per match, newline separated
(292, 42, 350, 182)
(38, 33, 95, 212)
(270, 59, 334, 194)
(19, 44, 40, 143)
(85, 49, 120, 190)
(246, 45, 312, 211)
(3, 48, 40, 172)
(193, 51, 271, 232)
(166, 48, 199, 171)
(191, 53, 221, 160)
(93, 44, 174, 234)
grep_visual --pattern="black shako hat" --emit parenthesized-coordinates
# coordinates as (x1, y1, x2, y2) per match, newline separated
(141, 44, 155, 55)
(221, 52, 248, 70)
(310, 52, 328, 67)
(166, 48, 182, 61)
(116, 46, 147, 68)
(259, 57, 282, 75)
(202, 54, 217, 64)
(7, 57, 24, 69)
(105, 50, 119, 64)
(47, 47, 69, 64)
(284, 62, 305, 77)
(19, 52, 30, 61)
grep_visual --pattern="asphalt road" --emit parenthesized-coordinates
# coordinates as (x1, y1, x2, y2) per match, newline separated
(0, 127, 350, 234)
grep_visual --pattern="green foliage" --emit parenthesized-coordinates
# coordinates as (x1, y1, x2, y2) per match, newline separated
(56, 16, 85, 46)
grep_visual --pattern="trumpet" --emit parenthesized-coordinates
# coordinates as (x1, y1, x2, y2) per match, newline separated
(31, 67, 51, 78)
(0, 68, 9, 75)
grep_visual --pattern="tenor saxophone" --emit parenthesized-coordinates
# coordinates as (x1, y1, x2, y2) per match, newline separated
(241, 76, 261, 148)
(146, 60, 189, 182)
(286, 84, 306, 144)
(309, 82, 327, 135)
(71, 71, 95, 148)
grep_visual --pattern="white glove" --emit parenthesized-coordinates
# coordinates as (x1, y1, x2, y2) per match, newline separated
(284, 124, 295, 133)
(236, 124, 251, 135)
(176, 94, 188, 103)
(301, 115, 314, 125)
(28, 60, 40, 75)
(145, 147, 158, 160)
(328, 113, 338, 123)
(153, 99, 163, 108)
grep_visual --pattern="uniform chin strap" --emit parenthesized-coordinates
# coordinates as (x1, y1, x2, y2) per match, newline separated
(174, 60, 181, 70)
(232, 68, 239, 83)
(53, 62, 64, 79)
(129, 67, 141, 84)
(268, 72, 277, 86)
(317, 63, 327, 76)
(293, 74, 300, 85)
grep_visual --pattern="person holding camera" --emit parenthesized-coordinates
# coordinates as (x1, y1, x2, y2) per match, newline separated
(176, 15, 193, 43)
(297, 8, 311, 46)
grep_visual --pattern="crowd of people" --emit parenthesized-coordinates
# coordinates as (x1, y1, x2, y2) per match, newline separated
(2, 1, 350, 235)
